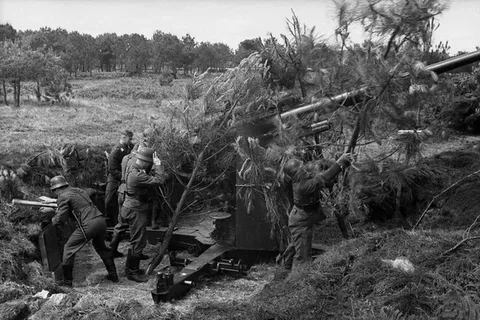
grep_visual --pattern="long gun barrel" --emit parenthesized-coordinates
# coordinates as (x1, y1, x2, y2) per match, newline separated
(12, 199, 57, 208)
(280, 50, 480, 119)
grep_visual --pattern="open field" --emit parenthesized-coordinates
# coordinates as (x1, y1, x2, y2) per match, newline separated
(0, 76, 188, 167)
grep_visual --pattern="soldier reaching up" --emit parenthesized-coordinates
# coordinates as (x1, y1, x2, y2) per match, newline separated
(282, 153, 353, 270)
(121, 147, 167, 282)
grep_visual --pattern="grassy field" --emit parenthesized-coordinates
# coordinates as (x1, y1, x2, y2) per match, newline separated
(0, 75, 188, 167)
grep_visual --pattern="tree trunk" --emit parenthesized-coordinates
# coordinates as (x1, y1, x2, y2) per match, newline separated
(2, 80, 7, 105)
(146, 149, 206, 275)
(15, 80, 21, 107)
(12, 80, 17, 106)
(35, 81, 41, 101)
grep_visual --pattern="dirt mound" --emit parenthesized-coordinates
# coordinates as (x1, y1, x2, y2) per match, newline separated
(420, 149, 480, 229)
(247, 229, 480, 319)
(0, 201, 61, 315)
(350, 148, 480, 228)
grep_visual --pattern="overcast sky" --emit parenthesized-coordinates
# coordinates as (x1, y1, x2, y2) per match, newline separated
(0, 0, 478, 52)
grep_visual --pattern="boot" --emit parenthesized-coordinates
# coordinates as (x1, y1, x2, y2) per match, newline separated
(101, 254, 119, 283)
(58, 265, 73, 287)
(109, 233, 124, 258)
(126, 250, 148, 283)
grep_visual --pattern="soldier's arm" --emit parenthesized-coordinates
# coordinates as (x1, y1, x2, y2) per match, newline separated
(107, 147, 123, 180)
(83, 188, 96, 198)
(131, 169, 165, 188)
(298, 162, 343, 194)
(120, 156, 129, 181)
(52, 194, 70, 225)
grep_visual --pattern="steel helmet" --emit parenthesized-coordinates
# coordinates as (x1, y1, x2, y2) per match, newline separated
(284, 158, 303, 178)
(50, 175, 69, 191)
(143, 127, 155, 138)
(135, 147, 155, 163)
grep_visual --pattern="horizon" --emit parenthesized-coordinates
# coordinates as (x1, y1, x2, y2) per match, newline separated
(0, 0, 479, 53)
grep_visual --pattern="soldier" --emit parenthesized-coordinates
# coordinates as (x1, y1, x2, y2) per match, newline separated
(44, 176, 118, 286)
(109, 144, 141, 258)
(119, 147, 166, 282)
(105, 130, 134, 225)
(282, 153, 353, 270)
(133, 127, 166, 230)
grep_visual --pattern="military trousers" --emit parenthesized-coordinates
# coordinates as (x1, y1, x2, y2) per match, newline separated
(119, 206, 149, 257)
(105, 179, 121, 225)
(62, 216, 111, 267)
(287, 205, 314, 269)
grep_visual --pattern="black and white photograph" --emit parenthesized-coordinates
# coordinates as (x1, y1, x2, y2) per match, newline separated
(0, 0, 479, 319)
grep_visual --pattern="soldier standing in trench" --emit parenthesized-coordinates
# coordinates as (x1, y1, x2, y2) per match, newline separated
(120, 147, 166, 282)
(105, 130, 134, 226)
(282, 152, 353, 270)
(108, 143, 139, 258)
(42, 175, 118, 286)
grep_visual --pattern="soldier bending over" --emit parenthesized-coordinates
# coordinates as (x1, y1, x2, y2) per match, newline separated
(43, 176, 118, 286)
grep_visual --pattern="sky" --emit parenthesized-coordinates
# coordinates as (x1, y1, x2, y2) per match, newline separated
(0, 0, 478, 53)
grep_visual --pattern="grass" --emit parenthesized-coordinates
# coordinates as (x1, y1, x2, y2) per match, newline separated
(0, 76, 189, 167)
(219, 229, 480, 320)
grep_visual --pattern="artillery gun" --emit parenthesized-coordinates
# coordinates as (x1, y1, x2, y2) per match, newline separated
(254, 50, 480, 139)
(12, 50, 480, 302)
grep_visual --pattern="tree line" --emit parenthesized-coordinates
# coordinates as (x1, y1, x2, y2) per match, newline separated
(0, 24, 239, 76)
(0, 23, 265, 107)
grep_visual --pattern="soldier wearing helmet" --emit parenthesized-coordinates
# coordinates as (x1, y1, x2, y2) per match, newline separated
(105, 130, 134, 226)
(119, 147, 166, 282)
(46, 175, 118, 286)
(281, 152, 353, 270)
(109, 144, 149, 259)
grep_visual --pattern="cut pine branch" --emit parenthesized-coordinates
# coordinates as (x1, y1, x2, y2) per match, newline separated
(146, 148, 207, 275)
(442, 236, 480, 256)
(146, 101, 237, 275)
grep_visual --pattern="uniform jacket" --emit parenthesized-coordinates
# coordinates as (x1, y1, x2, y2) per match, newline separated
(292, 162, 342, 209)
(123, 164, 165, 211)
(52, 187, 103, 229)
(117, 153, 136, 199)
(107, 143, 134, 182)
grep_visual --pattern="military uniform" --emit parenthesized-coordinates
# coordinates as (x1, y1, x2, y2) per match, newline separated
(122, 164, 164, 256)
(52, 185, 117, 284)
(285, 162, 343, 269)
(105, 142, 133, 224)
(109, 152, 137, 257)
